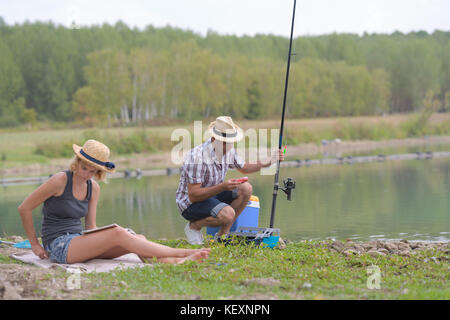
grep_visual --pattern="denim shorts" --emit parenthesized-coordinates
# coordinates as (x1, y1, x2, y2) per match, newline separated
(44, 232, 82, 264)
(181, 188, 238, 222)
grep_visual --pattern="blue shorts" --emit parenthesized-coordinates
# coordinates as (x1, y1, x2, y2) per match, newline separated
(44, 232, 82, 264)
(182, 188, 238, 222)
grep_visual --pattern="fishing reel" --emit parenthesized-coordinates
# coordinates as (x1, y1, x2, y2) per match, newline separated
(280, 177, 296, 201)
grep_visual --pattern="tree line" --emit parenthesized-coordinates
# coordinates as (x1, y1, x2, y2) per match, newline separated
(0, 18, 449, 127)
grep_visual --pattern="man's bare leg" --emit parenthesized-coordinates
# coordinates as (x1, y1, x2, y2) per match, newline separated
(229, 182, 252, 223)
(189, 183, 253, 236)
(189, 205, 235, 235)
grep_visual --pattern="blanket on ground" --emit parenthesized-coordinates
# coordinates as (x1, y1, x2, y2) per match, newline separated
(10, 251, 148, 273)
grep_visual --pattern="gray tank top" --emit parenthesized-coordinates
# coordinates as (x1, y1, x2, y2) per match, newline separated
(41, 170, 92, 247)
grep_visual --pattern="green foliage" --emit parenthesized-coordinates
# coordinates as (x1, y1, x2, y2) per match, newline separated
(0, 253, 19, 264)
(0, 20, 449, 128)
(28, 114, 450, 160)
(0, 37, 26, 127)
(83, 240, 450, 300)
(34, 141, 75, 158)
(33, 128, 175, 158)
(245, 80, 263, 119)
(402, 90, 442, 137)
(444, 92, 450, 112)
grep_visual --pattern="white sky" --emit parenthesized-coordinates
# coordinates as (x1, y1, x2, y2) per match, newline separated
(0, 0, 449, 37)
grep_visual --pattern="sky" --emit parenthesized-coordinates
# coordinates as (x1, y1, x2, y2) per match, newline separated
(0, 0, 449, 37)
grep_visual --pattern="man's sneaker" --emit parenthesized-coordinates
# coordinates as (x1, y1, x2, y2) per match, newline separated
(184, 223, 204, 245)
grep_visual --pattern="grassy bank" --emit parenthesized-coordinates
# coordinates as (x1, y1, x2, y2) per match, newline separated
(1, 239, 448, 300)
(1, 113, 450, 177)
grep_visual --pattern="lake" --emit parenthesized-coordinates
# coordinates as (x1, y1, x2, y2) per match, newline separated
(1, 157, 449, 242)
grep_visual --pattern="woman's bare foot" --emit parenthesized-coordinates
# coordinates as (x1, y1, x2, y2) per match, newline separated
(177, 250, 209, 264)
(181, 247, 211, 257)
(140, 248, 211, 263)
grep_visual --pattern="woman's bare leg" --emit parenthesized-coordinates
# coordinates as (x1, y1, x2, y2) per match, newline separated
(66, 227, 210, 264)
(95, 235, 147, 262)
(95, 244, 208, 264)
(96, 235, 211, 263)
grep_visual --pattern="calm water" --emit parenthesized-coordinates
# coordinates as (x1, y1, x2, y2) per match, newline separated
(1, 158, 449, 242)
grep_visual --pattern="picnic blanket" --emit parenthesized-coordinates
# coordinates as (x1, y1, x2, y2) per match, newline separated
(10, 251, 148, 273)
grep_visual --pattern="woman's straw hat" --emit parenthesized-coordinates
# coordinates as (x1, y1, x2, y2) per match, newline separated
(208, 116, 244, 143)
(72, 140, 116, 173)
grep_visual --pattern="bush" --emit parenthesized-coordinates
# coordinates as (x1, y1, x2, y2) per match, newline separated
(34, 141, 75, 158)
(33, 129, 176, 159)
(0, 115, 20, 128)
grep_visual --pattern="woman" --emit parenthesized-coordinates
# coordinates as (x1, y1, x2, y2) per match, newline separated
(18, 139, 210, 265)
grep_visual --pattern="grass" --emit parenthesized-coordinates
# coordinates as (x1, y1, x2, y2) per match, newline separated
(1, 113, 450, 170)
(1, 238, 448, 299)
(0, 253, 17, 264)
(82, 239, 449, 300)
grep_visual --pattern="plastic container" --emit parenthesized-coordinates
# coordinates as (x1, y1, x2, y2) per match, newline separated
(261, 236, 280, 248)
(206, 195, 260, 236)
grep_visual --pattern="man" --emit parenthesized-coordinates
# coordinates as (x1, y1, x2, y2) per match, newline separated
(175, 116, 284, 244)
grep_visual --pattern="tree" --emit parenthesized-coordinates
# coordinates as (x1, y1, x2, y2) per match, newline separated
(246, 80, 262, 119)
(83, 49, 131, 122)
(0, 19, 448, 126)
(0, 38, 26, 127)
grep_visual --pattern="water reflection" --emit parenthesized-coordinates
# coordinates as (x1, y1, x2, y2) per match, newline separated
(97, 176, 185, 239)
(1, 158, 449, 242)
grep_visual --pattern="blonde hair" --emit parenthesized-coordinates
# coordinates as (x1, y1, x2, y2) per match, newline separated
(69, 155, 108, 183)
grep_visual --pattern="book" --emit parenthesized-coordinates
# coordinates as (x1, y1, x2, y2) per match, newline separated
(82, 223, 119, 235)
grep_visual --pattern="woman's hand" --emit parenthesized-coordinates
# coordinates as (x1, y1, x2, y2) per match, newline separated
(18, 172, 65, 260)
(32, 243, 48, 259)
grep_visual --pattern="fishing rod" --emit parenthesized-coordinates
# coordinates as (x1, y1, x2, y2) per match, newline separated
(215, 1, 297, 247)
(269, 0, 297, 228)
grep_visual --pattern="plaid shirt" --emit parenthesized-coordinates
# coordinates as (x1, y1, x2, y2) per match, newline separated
(175, 139, 245, 213)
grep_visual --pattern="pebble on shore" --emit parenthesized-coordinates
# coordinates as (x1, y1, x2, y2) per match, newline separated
(328, 239, 450, 257)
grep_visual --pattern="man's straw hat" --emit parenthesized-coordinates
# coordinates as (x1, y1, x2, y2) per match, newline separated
(72, 140, 116, 173)
(208, 116, 243, 143)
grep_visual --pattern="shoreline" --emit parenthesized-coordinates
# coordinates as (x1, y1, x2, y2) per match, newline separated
(1, 135, 450, 181)
(2, 149, 450, 187)
(1, 236, 448, 300)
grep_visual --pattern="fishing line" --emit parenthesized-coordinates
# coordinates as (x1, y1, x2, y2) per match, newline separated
(269, 0, 297, 229)
(283, 29, 299, 156)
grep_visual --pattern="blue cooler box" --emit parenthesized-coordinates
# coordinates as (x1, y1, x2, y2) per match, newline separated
(206, 195, 260, 236)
